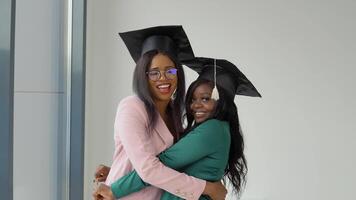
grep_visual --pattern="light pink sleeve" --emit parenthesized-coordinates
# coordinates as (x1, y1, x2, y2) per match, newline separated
(115, 97, 206, 200)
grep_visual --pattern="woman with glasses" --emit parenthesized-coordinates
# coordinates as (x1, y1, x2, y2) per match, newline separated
(92, 26, 227, 200)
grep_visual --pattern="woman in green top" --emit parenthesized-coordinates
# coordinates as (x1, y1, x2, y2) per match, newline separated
(94, 58, 261, 200)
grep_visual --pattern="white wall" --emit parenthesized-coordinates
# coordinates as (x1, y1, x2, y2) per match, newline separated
(85, 0, 356, 200)
(13, 0, 65, 199)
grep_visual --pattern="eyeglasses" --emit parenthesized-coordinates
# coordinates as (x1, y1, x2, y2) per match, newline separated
(146, 68, 178, 81)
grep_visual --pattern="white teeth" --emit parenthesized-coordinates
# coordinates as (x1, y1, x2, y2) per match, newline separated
(195, 112, 205, 116)
(157, 84, 170, 89)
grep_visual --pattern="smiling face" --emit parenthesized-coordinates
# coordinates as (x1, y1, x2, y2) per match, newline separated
(190, 83, 217, 123)
(147, 53, 178, 102)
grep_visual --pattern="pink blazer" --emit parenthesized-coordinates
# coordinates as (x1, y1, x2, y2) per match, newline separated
(105, 96, 206, 200)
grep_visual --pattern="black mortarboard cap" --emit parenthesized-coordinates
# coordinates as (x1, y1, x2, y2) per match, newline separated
(119, 25, 195, 63)
(183, 57, 262, 98)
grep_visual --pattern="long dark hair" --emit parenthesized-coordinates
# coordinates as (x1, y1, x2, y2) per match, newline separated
(184, 79, 247, 195)
(132, 50, 186, 138)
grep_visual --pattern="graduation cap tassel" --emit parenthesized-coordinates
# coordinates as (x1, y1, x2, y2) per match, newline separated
(211, 59, 220, 100)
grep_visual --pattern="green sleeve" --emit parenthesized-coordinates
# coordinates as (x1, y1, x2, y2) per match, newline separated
(111, 119, 225, 198)
(110, 169, 150, 198)
(158, 119, 224, 169)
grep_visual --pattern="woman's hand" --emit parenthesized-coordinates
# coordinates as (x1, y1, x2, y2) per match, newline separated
(94, 164, 111, 182)
(203, 181, 227, 200)
(93, 183, 115, 200)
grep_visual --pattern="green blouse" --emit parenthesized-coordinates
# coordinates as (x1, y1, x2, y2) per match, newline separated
(111, 119, 231, 200)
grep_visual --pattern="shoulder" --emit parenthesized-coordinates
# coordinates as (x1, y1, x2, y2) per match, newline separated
(192, 119, 230, 143)
(117, 95, 146, 111)
(118, 95, 144, 107)
(198, 119, 229, 130)
(116, 95, 148, 119)
(192, 119, 229, 136)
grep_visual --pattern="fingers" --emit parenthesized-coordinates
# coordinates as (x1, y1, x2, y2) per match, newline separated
(93, 179, 108, 199)
(96, 183, 115, 200)
(92, 183, 104, 200)
(94, 166, 106, 177)
(96, 176, 106, 182)
(94, 173, 106, 182)
(94, 165, 110, 182)
(92, 190, 104, 200)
